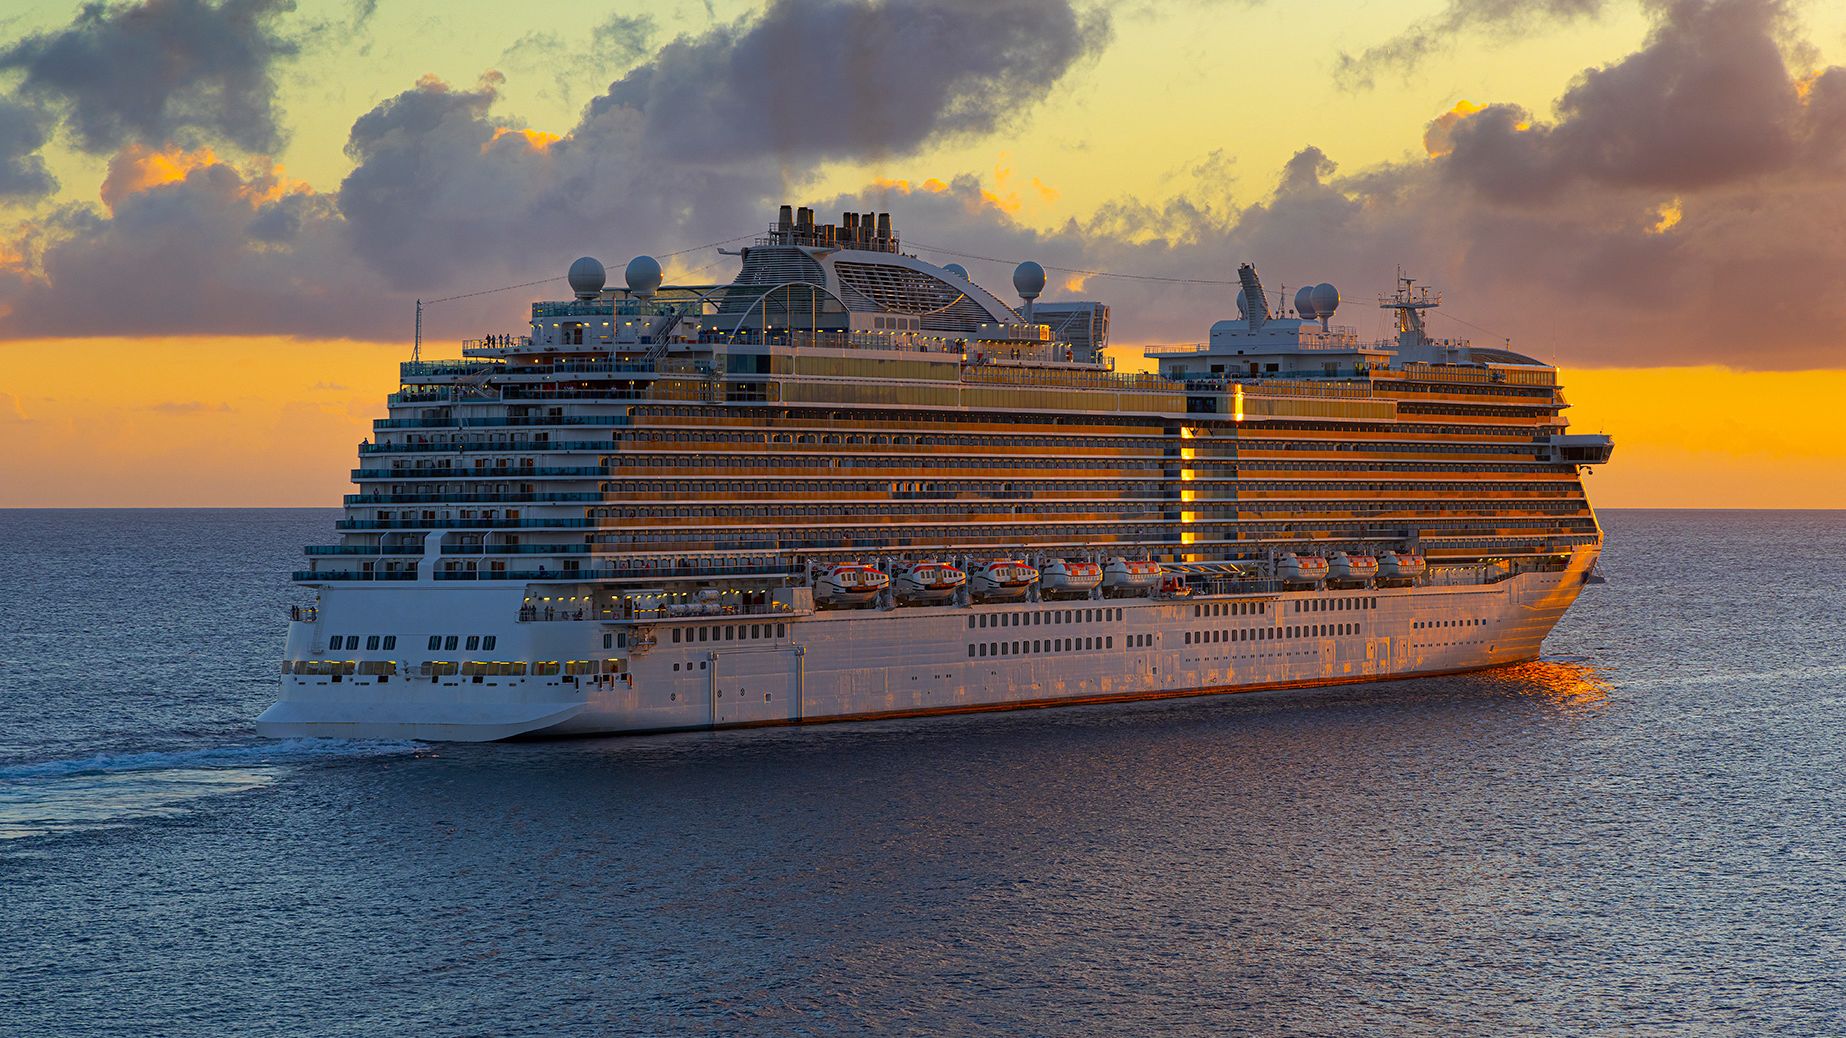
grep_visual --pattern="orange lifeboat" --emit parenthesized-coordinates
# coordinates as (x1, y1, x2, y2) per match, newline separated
(1040, 559, 1103, 598)
(892, 560, 966, 604)
(1277, 554, 1329, 586)
(814, 562, 890, 608)
(1328, 552, 1379, 585)
(1103, 558, 1161, 596)
(971, 559, 1038, 601)
(1378, 551, 1427, 584)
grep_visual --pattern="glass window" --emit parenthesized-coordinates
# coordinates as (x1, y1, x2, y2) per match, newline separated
(328, 636, 343, 650)
(366, 636, 380, 650)
(483, 636, 496, 650)
(383, 636, 396, 650)
(776, 624, 785, 637)
(428, 635, 441, 650)
(466, 635, 481, 651)
(1106, 636, 1113, 648)
(671, 628, 681, 643)
(724, 626, 735, 640)
(445, 636, 458, 650)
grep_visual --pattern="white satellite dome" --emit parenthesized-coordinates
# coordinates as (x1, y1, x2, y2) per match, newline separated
(568, 256, 606, 299)
(1235, 288, 1248, 318)
(625, 255, 663, 299)
(1012, 260, 1046, 300)
(1294, 285, 1319, 320)
(1310, 283, 1340, 319)
(942, 262, 970, 280)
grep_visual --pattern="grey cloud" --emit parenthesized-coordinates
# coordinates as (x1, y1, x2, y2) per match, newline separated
(1335, 0, 1606, 89)
(0, 0, 300, 153)
(0, 99, 56, 199)
(585, 0, 1110, 162)
(8, 0, 1846, 374)
(1439, 0, 1824, 200)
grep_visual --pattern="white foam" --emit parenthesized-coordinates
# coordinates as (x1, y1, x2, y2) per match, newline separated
(0, 738, 421, 782)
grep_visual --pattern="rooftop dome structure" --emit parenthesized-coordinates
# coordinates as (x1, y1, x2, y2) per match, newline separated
(568, 256, 606, 300)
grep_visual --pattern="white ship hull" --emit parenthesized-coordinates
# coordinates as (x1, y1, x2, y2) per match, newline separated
(257, 548, 1598, 742)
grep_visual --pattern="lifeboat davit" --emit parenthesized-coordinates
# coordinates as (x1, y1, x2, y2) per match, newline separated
(1327, 552, 1379, 585)
(1160, 574, 1192, 598)
(892, 560, 966, 604)
(971, 559, 1038, 601)
(1103, 558, 1161, 596)
(1277, 553, 1329, 586)
(1040, 559, 1103, 598)
(1378, 551, 1427, 583)
(813, 562, 890, 608)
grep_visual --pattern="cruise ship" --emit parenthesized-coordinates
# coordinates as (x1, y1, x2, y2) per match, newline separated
(258, 205, 1613, 741)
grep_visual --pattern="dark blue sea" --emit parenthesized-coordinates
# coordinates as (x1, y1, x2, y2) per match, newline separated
(0, 509, 1840, 1036)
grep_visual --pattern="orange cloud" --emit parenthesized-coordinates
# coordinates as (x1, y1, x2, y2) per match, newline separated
(98, 144, 312, 211)
(485, 127, 561, 153)
(1648, 197, 1684, 235)
(870, 177, 950, 195)
(1423, 100, 1485, 157)
(100, 144, 222, 207)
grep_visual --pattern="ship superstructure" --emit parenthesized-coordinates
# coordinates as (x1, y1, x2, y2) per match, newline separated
(259, 206, 1613, 741)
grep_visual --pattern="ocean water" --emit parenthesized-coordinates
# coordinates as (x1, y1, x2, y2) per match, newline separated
(0, 508, 1840, 1036)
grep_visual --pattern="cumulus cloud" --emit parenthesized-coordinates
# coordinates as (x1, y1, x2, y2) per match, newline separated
(0, 99, 57, 200)
(0, 0, 300, 154)
(587, 0, 1111, 162)
(4, 0, 1846, 372)
(1335, 0, 1607, 89)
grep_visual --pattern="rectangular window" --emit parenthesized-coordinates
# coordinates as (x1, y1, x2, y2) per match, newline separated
(366, 635, 380, 650)
(724, 625, 735, 640)
(1106, 636, 1113, 648)
(483, 636, 496, 651)
(968, 617, 976, 629)
(969, 645, 976, 657)
(466, 635, 481, 651)
(428, 635, 441, 650)
(698, 628, 708, 642)
(328, 636, 343, 650)
(383, 636, 396, 650)
(671, 628, 681, 643)
(444, 636, 458, 651)
(776, 624, 785, 637)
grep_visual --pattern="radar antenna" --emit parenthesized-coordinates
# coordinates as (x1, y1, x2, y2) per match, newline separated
(1380, 268, 1440, 346)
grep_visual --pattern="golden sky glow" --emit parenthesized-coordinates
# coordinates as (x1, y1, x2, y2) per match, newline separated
(4, 0, 1846, 507)
(3, 340, 1842, 508)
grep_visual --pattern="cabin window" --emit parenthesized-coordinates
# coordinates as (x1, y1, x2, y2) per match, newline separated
(383, 636, 396, 650)
(428, 635, 441, 650)
(466, 636, 480, 651)
(483, 636, 496, 650)
(445, 636, 458, 650)
(366, 636, 380, 650)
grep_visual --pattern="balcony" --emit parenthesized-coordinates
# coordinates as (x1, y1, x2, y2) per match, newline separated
(352, 466, 603, 479)
(371, 415, 632, 430)
(335, 517, 597, 530)
(359, 439, 614, 455)
(343, 492, 603, 505)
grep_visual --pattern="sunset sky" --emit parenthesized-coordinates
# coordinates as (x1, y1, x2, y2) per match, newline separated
(3, 0, 1845, 507)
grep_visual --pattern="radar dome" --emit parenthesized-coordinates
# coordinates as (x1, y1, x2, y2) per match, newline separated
(1013, 260, 1046, 300)
(625, 254, 663, 299)
(1294, 285, 1319, 320)
(568, 256, 606, 299)
(1310, 283, 1340, 319)
(942, 262, 969, 280)
(1235, 288, 1249, 318)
